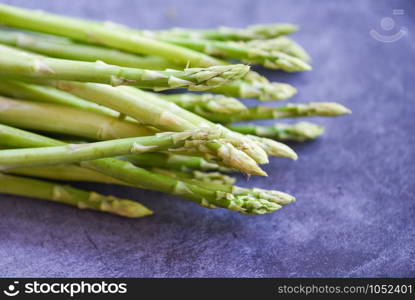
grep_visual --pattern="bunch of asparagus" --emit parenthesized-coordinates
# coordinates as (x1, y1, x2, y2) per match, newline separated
(0, 4, 350, 218)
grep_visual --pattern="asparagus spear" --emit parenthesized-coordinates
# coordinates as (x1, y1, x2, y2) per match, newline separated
(6, 164, 234, 189)
(124, 152, 231, 172)
(0, 96, 156, 140)
(0, 122, 62, 148)
(194, 102, 352, 123)
(0, 128, 230, 168)
(147, 167, 235, 192)
(246, 37, 311, 62)
(5, 164, 129, 186)
(0, 79, 122, 116)
(148, 23, 298, 41)
(154, 36, 311, 72)
(0, 29, 182, 69)
(0, 173, 152, 218)
(210, 80, 297, 101)
(0, 125, 294, 214)
(228, 122, 325, 141)
(158, 93, 247, 114)
(0, 45, 249, 90)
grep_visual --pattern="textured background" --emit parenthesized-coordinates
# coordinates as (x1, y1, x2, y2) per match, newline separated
(0, 0, 414, 277)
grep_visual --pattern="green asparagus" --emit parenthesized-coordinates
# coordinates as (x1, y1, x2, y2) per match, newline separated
(0, 79, 122, 116)
(0, 96, 156, 140)
(148, 23, 298, 41)
(0, 173, 152, 217)
(194, 102, 352, 123)
(0, 45, 249, 91)
(0, 29, 183, 69)
(158, 93, 247, 114)
(0, 128, 228, 168)
(228, 122, 325, 141)
(153, 36, 311, 72)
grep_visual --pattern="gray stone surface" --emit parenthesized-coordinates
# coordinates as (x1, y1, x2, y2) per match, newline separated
(0, 0, 414, 277)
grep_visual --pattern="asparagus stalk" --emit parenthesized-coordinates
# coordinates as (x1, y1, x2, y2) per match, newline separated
(210, 80, 297, 101)
(158, 93, 247, 114)
(0, 4, 223, 67)
(124, 152, 230, 172)
(149, 168, 235, 185)
(0, 79, 122, 116)
(0, 128, 227, 168)
(0, 123, 62, 148)
(149, 23, 298, 41)
(0, 173, 152, 217)
(246, 37, 311, 62)
(147, 167, 235, 192)
(5, 164, 129, 186)
(0, 125, 294, 214)
(6, 165, 234, 189)
(154, 36, 311, 72)
(0, 29, 183, 69)
(195, 102, 352, 123)
(0, 96, 156, 140)
(228, 122, 325, 141)
(0, 45, 249, 90)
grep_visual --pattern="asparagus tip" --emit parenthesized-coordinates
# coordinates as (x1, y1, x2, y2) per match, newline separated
(102, 197, 154, 218)
(248, 135, 298, 160)
(308, 102, 352, 116)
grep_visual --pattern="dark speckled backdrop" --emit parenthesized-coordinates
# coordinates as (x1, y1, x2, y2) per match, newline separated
(0, 0, 414, 277)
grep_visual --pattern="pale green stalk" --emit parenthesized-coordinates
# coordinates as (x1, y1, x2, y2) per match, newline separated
(158, 93, 247, 114)
(0, 29, 181, 69)
(0, 44, 249, 91)
(5, 164, 130, 186)
(196, 102, 352, 123)
(227, 122, 325, 141)
(0, 129, 219, 168)
(210, 80, 297, 101)
(0, 173, 152, 217)
(150, 23, 298, 41)
(153, 36, 311, 72)
(123, 152, 230, 172)
(246, 37, 311, 62)
(0, 79, 120, 116)
(0, 96, 156, 140)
